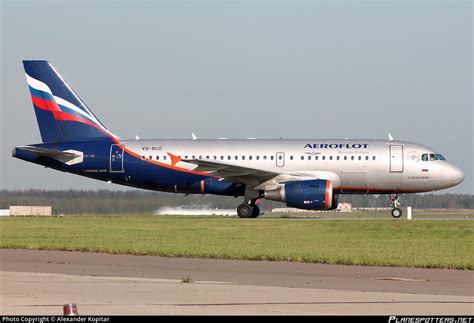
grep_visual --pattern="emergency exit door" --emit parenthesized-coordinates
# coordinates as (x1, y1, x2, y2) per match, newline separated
(276, 152, 285, 167)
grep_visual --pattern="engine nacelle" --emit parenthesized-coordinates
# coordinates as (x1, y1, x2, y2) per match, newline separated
(265, 179, 336, 210)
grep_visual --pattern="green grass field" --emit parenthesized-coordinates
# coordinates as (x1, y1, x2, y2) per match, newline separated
(0, 215, 473, 269)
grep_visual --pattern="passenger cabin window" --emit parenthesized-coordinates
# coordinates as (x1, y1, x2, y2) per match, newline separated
(271, 156, 274, 160)
(322, 156, 326, 161)
(249, 156, 253, 160)
(365, 156, 369, 160)
(351, 156, 354, 160)
(373, 156, 376, 160)
(256, 156, 260, 160)
(315, 156, 318, 160)
(344, 156, 347, 160)
(308, 156, 311, 160)
(337, 156, 340, 161)
(329, 156, 333, 161)
(156, 156, 160, 160)
(163, 156, 167, 160)
(358, 156, 361, 160)
(301, 156, 304, 160)
(290, 156, 293, 160)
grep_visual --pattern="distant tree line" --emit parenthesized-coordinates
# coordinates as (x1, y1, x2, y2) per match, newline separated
(0, 189, 472, 214)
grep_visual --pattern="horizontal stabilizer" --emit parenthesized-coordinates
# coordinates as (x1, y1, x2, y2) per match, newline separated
(15, 146, 83, 165)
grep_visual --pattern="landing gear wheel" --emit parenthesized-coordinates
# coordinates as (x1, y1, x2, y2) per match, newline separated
(391, 208, 402, 218)
(251, 205, 261, 218)
(237, 204, 253, 218)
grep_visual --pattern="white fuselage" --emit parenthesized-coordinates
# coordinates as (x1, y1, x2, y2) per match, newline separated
(123, 139, 464, 194)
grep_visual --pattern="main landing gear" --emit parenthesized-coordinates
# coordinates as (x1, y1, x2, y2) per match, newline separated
(237, 198, 261, 218)
(390, 193, 402, 218)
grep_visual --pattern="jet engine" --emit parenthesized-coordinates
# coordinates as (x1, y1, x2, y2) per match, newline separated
(265, 179, 338, 210)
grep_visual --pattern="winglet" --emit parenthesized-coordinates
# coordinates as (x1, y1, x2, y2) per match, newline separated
(192, 133, 197, 140)
(388, 133, 394, 141)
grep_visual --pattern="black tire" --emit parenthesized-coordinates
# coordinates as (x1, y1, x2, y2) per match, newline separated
(251, 205, 261, 218)
(237, 204, 253, 218)
(391, 208, 402, 218)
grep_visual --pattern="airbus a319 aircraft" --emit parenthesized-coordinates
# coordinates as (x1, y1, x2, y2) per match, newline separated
(13, 61, 465, 218)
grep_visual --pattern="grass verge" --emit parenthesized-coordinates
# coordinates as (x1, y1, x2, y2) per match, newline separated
(0, 215, 472, 269)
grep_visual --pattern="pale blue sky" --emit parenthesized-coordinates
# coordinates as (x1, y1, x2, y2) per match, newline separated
(1, 1, 472, 193)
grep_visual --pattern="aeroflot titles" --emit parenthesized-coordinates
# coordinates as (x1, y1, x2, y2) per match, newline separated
(304, 143, 370, 149)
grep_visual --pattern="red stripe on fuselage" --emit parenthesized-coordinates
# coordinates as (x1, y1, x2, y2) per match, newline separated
(122, 147, 212, 177)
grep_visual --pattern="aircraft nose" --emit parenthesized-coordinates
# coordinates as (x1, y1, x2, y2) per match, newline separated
(448, 165, 464, 185)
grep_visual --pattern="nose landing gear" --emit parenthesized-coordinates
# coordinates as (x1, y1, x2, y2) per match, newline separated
(390, 194, 402, 218)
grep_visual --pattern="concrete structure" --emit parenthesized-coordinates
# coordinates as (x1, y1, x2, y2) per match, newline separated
(9, 206, 52, 216)
(0, 209, 10, 216)
(337, 202, 352, 212)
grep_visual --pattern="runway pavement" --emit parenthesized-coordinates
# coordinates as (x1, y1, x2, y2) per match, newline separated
(1, 249, 473, 315)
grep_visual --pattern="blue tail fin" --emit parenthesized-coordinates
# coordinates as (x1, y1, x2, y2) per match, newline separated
(23, 60, 116, 143)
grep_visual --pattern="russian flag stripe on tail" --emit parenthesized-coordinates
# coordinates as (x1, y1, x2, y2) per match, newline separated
(23, 60, 117, 143)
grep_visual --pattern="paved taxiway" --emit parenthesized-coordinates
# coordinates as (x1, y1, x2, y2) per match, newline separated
(1, 249, 472, 315)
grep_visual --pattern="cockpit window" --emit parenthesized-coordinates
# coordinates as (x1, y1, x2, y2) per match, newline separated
(422, 153, 446, 161)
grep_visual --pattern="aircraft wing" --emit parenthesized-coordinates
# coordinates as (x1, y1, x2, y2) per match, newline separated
(183, 158, 342, 190)
(182, 158, 279, 185)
